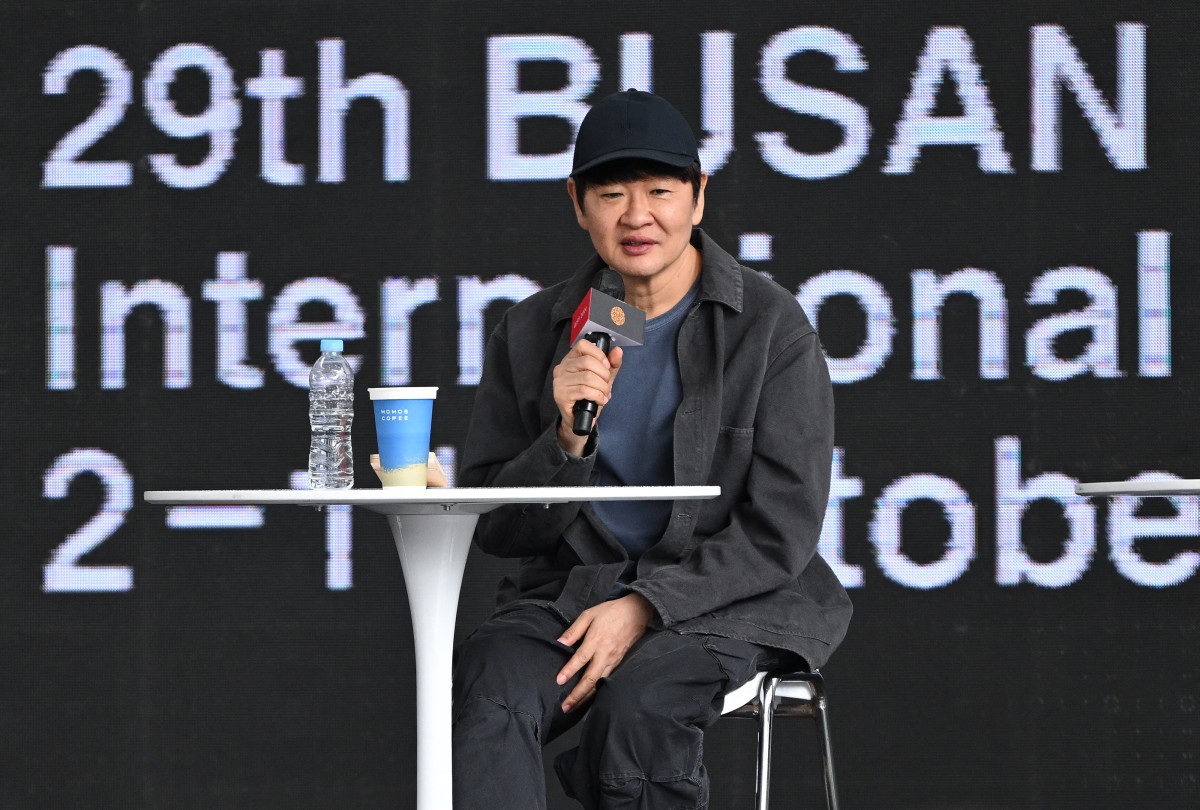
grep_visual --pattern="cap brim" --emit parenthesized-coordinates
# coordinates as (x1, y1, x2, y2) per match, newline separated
(571, 147, 697, 177)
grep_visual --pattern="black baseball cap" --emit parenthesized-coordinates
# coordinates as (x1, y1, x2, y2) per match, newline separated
(570, 89, 700, 176)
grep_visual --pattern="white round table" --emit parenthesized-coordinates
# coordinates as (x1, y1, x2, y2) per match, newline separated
(1076, 479, 1200, 497)
(143, 486, 718, 809)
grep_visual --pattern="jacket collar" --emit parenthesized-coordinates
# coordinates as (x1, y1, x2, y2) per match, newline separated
(549, 228, 744, 327)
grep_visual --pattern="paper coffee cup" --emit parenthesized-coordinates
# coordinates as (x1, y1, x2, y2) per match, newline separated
(369, 387, 438, 487)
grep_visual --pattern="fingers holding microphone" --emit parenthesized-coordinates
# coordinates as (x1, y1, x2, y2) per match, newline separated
(557, 286, 641, 453)
(553, 341, 623, 454)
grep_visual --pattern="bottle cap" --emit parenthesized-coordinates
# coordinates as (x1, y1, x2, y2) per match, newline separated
(320, 339, 344, 352)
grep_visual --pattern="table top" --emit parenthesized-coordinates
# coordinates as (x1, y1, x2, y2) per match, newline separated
(144, 485, 721, 515)
(1076, 480, 1200, 497)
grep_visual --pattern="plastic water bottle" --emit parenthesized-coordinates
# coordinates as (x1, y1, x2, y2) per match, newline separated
(308, 339, 354, 489)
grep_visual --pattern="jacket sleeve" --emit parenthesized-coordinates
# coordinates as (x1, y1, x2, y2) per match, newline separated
(630, 329, 835, 627)
(458, 322, 598, 557)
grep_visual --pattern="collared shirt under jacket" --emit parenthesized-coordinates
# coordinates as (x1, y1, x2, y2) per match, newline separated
(458, 229, 852, 669)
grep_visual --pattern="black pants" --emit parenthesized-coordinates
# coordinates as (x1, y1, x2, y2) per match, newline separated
(452, 600, 797, 810)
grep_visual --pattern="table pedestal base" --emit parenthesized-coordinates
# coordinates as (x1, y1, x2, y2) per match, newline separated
(387, 512, 478, 810)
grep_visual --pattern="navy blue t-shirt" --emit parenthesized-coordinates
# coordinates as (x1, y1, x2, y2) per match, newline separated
(592, 283, 699, 585)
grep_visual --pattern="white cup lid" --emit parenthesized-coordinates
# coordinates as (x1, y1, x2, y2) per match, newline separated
(369, 386, 439, 400)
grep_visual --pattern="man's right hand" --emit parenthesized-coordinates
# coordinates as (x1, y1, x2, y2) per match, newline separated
(552, 340, 623, 455)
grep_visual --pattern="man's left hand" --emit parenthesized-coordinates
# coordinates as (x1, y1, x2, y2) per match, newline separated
(555, 592, 657, 713)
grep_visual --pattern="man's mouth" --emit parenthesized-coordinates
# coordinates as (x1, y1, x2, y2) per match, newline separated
(620, 237, 655, 255)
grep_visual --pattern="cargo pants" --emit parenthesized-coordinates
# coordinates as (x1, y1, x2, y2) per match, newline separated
(452, 600, 800, 810)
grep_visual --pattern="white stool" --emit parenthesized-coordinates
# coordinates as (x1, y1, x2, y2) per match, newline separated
(720, 670, 840, 809)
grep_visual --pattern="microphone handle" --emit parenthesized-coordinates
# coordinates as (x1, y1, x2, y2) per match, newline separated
(572, 332, 613, 436)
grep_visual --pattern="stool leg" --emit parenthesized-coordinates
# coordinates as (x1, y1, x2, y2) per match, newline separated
(754, 676, 780, 810)
(804, 674, 840, 810)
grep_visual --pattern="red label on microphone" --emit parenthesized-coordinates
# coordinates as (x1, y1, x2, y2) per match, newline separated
(570, 289, 596, 345)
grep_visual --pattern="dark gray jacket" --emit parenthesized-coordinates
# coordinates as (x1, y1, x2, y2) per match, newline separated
(459, 229, 851, 668)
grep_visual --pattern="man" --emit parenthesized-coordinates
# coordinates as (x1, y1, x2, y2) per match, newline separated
(454, 89, 851, 809)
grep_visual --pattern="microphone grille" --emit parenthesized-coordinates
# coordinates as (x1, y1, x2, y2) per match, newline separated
(597, 268, 625, 302)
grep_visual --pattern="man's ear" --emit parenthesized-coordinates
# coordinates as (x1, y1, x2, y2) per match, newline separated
(567, 178, 587, 228)
(692, 172, 709, 226)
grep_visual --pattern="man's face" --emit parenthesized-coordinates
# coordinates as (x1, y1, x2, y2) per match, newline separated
(568, 172, 707, 286)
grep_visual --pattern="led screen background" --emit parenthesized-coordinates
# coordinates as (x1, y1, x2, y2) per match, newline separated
(2, 1, 1197, 807)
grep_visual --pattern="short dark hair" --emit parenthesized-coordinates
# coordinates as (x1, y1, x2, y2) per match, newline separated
(572, 158, 703, 213)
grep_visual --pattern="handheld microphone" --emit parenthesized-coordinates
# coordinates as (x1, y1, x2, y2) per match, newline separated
(568, 286, 646, 436)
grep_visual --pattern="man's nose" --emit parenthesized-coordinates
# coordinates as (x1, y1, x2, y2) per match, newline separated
(619, 192, 653, 226)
